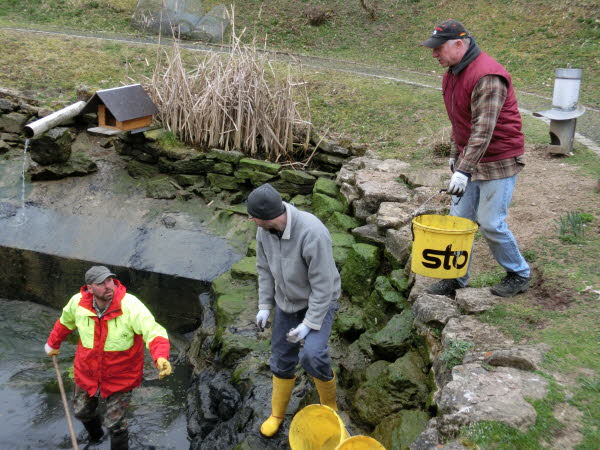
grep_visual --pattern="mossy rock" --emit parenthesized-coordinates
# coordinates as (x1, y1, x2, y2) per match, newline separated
(312, 193, 346, 222)
(247, 240, 257, 257)
(290, 194, 311, 208)
(207, 173, 240, 190)
(270, 179, 313, 195)
(126, 160, 159, 179)
(340, 243, 380, 297)
(207, 148, 244, 164)
(216, 293, 248, 325)
(370, 309, 414, 360)
(239, 158, 281, 174)
(172, 155, 214, 174)
(331, 232, 356, 248)
(212, 161, 234, 175)
(373, 276, 409, 310)
(231, 257, 257, 281)
(313, 177, 339, 198)
(372, 409, 430, 450)
(211, 271, 257, 298)
(333, 246, 350, 267)
(280, 169, 316, 185)
(352, 350, 428, 426)
(389, 269, 410, 295)
(146, 177, 177, 199)
(326, 212, 360, 232)
(233, 168, 277, 186)
(308, 170, 335, 179)
(173, 174, 205, 187)
(220, 332, 268, 365)
(334, 304, 366, 338)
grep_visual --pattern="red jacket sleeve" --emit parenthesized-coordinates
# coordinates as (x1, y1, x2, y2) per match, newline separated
(149, 336, 170, 362)
(47, 319, 75, 349)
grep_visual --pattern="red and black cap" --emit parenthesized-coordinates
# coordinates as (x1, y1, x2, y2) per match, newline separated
(421, 19, 469, 48)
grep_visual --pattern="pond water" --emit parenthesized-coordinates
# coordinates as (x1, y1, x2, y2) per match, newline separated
(0, 299, 191, 449)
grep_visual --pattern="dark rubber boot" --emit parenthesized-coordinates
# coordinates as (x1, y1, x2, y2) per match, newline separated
(82, 416, 104, 442)
(490, 273, 530, 297)
(110, 429, 129, 450)
(425, 279, 462, 296)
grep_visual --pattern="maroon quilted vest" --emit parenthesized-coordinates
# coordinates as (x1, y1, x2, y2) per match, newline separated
(442, 52, 524, 162)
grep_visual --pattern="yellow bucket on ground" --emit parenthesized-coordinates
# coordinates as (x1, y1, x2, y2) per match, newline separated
(411, 214, 478, 279)
(334, 436, 386, 449)
(289, 405, 350, 450)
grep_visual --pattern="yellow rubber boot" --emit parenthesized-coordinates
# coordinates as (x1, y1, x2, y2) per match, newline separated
(313, 373, 338, 411)
(260, 375, 296, 437)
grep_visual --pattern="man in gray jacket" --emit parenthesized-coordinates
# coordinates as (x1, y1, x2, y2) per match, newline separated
(248, 183, 340, 437)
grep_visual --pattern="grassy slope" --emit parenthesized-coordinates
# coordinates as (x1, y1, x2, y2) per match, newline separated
(1, 0, 598, 106)
(1, 1, 600, 448)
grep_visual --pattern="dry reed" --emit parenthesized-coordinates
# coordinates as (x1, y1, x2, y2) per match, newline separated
(145, 15, 312, 164)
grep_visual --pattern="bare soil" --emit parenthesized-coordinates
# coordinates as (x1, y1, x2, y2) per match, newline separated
(468, 143, 598, 310)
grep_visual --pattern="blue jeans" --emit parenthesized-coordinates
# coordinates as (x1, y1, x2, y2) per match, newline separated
(450, 175, 530, 287)
(269, 302, 337, 382)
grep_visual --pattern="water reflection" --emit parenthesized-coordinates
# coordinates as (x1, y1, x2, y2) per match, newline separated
(0, 299, 190, 449)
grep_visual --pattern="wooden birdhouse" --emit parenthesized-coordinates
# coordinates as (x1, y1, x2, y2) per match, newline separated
(81, 84, 159, 135)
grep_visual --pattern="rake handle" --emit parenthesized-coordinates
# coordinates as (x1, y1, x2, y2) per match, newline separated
(52, 355, 79, 450)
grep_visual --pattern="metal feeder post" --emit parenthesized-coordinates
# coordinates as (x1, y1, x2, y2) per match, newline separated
(533, 68, 585, 155)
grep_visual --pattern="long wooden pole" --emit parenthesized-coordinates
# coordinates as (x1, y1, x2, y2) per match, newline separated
(52, 355, 79, 450)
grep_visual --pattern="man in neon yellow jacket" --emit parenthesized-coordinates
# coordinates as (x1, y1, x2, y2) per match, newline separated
(44, 266, 172, 449)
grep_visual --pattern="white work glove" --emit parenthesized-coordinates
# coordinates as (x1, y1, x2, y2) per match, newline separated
(448, 157, 456, 173)
(44, 343, 60, 356)
(256, 309, 270, 329)
(447, 171, 469, 196)
(286, 323, 311, 344)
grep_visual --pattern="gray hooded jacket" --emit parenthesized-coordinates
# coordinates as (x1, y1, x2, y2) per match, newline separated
(256, 203, 341, 330)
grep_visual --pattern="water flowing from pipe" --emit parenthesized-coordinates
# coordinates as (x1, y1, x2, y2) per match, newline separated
(14, 139, 29, 226)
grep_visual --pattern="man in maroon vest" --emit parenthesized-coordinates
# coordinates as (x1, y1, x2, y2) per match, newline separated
(421, 19, 530, 297)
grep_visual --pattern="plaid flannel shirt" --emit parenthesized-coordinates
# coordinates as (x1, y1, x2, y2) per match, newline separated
(452, 75, 525, 181)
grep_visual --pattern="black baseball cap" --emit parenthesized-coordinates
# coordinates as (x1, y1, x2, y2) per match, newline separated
(421, 19, 469, 48)
(247, 183, 286, 220)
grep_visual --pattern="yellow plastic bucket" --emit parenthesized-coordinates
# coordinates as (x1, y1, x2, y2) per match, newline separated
(411, 214, 478, 279)
(289, 404, 350, 450)
(335, 436, 386, 449)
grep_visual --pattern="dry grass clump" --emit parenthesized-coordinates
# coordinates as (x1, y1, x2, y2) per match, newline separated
(145, 23, 311, 163)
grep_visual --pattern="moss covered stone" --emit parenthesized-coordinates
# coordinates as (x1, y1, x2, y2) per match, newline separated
(334, 304, 366, 338)
(341, 243, 380, 297)
(208, 173, 240, 190)
(173, 174, 204, 187)
(220, 332, 268, 365)
(333, 246, 350, 267)
(171, 155, 214, 174)
(270, 179, 313, 195)
(126, 160, 159, 179)
(313, 177, 339, 198)
(372, 409, 430, 450)
(207, 148, 244, 163)
(234, 167, 277, 186)
(280, 169, 316, 186)
(247, 240, 257, 257)
(231, 256, 257, 281)
(352, 350, 428, 426)
(370, 309, 414, 360)
(212, 162, 234, 175)
(146, 178, 178, 199)
(290, 194, 311, 208)
(373, 276, 409, 310)
(326, 212, 360, 232)
(312, 193, 346, 222)
(331, 232, 355, 248)
(389, 269, 410, 295)
(239, 158, 281, 174)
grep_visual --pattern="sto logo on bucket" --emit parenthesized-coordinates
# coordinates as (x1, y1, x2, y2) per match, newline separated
(421, 244, 469, 270)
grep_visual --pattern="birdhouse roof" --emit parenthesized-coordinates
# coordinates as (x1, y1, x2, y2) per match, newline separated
(81, 84, 159, 121)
